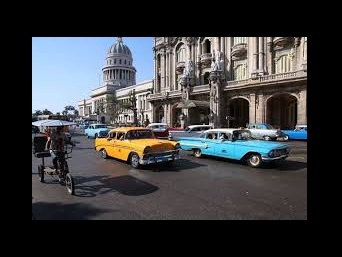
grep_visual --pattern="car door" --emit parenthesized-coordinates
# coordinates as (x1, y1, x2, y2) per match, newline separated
(114, 131, 127, 161)
(201, 132, 219, 155)
(214, 132, 235, 158)
(105, 131, 117, 157)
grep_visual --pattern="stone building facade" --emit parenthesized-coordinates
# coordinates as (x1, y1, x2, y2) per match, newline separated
(149, 37, 307, 129)
(78, 37, 153, 125)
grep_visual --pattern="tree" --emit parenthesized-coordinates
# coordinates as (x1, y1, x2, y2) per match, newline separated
(105, 93, 123, 124)
(121, 89, 138, 126)
(33, 110, 43, 116)
(42, 109, 52, 115)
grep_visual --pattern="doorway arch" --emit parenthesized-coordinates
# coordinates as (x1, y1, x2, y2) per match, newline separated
(227, 98, 249, 128)
(266, 93, 298, 129)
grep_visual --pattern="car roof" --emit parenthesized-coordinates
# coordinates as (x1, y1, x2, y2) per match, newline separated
(204, 128, 248, 133)
(187, 125, 212, 128)
(148, 123, 167, 126)
(109, 127, 151, 133)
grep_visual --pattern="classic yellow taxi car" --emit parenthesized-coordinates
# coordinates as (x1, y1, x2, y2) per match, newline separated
(95, 127, 180, 168)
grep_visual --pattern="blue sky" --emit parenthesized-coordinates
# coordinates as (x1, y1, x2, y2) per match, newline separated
(32, 37, 154, 114)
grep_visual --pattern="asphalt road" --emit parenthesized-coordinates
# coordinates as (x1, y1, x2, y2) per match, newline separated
(32, 130, 307, 220)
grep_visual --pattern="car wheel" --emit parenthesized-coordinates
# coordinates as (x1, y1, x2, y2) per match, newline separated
(283, 135, 289, 141)
(247, 153, 262, 168)
(193, 149, 202, 158)
(130, 152, 140, 169)
(94, 133, 98, 138)
(101, 149, 108, 159)
(263, 135, 271, 141)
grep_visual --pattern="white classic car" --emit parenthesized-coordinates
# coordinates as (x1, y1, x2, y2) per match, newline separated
(246, 123, 286, 141)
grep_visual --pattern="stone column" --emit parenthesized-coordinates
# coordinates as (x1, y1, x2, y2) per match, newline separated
(196, 39, 201, 86)
(256, 94, 265, 123)
(153, 51, 159, 93)
(302, 37, 307, 71)
(249, 93, 256, 124)
(297, 89, 307, 125)
(258, 37, 265, 75)
(252, 37, 258, 77)
(220, 37, 225, 53)
(160, 50, 165, 89)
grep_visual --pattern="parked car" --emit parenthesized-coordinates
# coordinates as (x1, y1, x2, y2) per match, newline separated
(282, 125, 307, 140)
(95, 127, 180, 168)
(168, 125, 213, 141)
(146, 123, 169, 139)
(84, 123, 110, 138)
(178, 128, 289, 168)
(246, 123, 286, 141)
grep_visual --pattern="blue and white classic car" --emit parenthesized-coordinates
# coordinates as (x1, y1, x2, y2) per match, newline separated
(282, 125, 307, 140)
(178, 128, 289, 168)
(84, 123, 110, 139)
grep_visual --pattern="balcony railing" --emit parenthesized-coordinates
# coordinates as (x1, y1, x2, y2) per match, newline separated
(226, 71, 306, 88)
(200, 53, 212, 68)
(231, 43, 247, 59)
(273, 37, 293, 48)
(176, 61, 185, 74)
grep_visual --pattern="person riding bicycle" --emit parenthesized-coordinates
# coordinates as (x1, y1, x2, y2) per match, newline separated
(45, 126, 74, 172)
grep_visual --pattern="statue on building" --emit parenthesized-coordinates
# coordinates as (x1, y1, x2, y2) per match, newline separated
(183, 59, 194, 77)
(211, 51, 224, 71)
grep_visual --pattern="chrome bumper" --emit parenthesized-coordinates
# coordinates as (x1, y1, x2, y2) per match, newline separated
(139, 151, 180, 165)
(262, 154, 288, 162)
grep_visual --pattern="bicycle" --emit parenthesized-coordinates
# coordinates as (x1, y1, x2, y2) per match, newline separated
(33, 136, 75, 195)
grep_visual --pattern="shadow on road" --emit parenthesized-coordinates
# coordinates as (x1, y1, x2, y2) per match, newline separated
(263, 160, 307, 171)
(73, 175, 159, 197)
(32, 201, 111, 220)
(147, 158, 208, 172)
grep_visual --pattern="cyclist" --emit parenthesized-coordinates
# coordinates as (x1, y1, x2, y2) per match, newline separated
(45, 126, 74, 173)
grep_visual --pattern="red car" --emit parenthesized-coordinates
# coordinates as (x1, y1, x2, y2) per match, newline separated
(146, 123, 169, 138)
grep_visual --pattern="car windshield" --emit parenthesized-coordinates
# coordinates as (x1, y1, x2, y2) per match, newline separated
(233, 130, 254, 140)
(95, 125, 107, 129)
(126, 130, 155, 139)
(264, 124, 275, 129)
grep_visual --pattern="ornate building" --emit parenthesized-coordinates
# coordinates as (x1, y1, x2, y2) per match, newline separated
(78, 37, 153, 124)
(149, 37, 307, 129)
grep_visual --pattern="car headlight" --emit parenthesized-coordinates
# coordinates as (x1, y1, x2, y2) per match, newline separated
(175, 143, 180, 149)
(268, 150, 274, 157)
(143, 146, 151, 154)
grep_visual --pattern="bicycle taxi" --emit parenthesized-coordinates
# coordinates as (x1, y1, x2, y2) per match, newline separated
(32, 119, 76, 195)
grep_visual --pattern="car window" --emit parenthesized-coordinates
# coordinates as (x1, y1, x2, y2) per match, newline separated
(117, 132, 125, 140)
(109, 132, 116, 139)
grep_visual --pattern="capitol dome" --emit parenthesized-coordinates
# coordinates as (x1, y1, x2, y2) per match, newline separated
(102, 37, 136, 88)
(108, 37, 132, 56)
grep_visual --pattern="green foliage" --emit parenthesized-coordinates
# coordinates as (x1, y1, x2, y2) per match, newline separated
(106, 93, 122, 122)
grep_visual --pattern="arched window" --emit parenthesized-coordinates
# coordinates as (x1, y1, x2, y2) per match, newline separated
(233, 37, 247, 45)
(176, 44, 186, 62)
(275, 55, 292, 73)
(234, 64, 247, 80)
(203, 72, 210, 84)
(114, 59, 116, 64)
(119, 59, 122, 64)
(204, 39, 211, 53)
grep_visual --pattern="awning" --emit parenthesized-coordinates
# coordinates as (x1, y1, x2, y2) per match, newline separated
(176, 100, 210, 109)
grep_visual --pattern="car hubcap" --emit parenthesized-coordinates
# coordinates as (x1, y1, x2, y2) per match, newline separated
(132, 155, 139, 167)
(250, 156, 259, 165)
